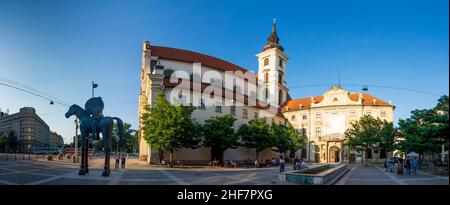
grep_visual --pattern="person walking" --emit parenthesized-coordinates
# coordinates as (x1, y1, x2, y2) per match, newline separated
(279, 157, 285, 173)
(389, 158, 395, 173)
(411, 157, 418, 175)
(114, 154, 120, 170)
(405, 157, 411, 175)
(121, 154, 126, 169)
(383, 158, 388, 172)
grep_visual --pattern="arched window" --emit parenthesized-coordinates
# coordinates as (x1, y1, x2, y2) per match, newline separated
(163, 69, 174, 79)
(264, 58, 269, 66)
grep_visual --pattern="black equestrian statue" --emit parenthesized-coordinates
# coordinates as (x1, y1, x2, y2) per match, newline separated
(65, 97, 123, 177)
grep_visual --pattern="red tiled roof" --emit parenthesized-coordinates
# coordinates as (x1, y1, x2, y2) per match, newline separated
(151, 46, 254, 74)
(281, 93, 392, 112)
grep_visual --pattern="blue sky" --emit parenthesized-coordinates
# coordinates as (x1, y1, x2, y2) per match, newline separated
(0, 0, 448, 144)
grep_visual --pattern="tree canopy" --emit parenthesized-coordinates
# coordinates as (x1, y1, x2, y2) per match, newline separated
(141, 91, 201, 164)
(238, 119, 273, 159)
(202, 115, 238, 162)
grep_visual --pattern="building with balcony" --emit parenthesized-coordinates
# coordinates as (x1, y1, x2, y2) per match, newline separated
(282, 85, 395, 163)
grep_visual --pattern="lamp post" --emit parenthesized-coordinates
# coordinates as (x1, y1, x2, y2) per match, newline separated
(92, 81, 98, 98)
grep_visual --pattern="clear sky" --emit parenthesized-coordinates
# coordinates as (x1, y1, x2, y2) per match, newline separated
(0, 0, 448, 144)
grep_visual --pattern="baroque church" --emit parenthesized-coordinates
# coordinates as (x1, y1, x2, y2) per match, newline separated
(137, 20, 395, 164)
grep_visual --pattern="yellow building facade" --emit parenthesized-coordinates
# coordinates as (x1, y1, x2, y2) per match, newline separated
(282, 85, 395, 163)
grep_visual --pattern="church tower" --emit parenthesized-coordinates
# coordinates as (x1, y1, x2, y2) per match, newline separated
(256, 18, 289, 107)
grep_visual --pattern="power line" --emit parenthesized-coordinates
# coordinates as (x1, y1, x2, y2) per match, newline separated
(289, 83, 442, 97)
(0, 77, 70, 105)
(0, 82, 69, 106)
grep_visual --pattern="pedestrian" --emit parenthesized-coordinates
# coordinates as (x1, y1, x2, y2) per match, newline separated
(405, 157, 411, 175)
(411, 157, 418, 175)
(121, 154, 126, 169)
(383, 158, 388, 172)
(279, 157, 285, 173)
(397, 158, 403, 175)
(293, 158, 298, 170)
(389, 158, 394, 173)
(114, 154, 120, 170)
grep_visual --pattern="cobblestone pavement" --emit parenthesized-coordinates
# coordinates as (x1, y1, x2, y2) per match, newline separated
(0, 155, 298, 185)
(336, 163, 449, 185)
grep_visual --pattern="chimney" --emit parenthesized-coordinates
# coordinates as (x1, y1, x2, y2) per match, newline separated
(388, 100, 392, 105)
(373, 99, 377, 104)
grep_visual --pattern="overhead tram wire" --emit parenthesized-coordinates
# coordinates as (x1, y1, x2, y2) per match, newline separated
(289, 83, 441, 97)
(0, 82, 69, 107)
(0, 77, 71, 106)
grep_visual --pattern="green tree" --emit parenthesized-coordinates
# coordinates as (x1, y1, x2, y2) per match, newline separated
(6, 130, 18, 153)
(269, 124, 306, 158)
(345, 115, 383, 165)
(122, 123, 138, 153)
(286, 126, 307, 158)
(238, 119, 273, 159)
(397, 96, 449, 167)
(203, 115, 238, 163)
(141, 91, 201, 165)
(269, 123, 290, 153)
(378, 121, 397, 157)
(0, 132, 5, 152)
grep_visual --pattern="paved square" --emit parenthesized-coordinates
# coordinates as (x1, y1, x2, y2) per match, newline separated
(0, 156, 447, 185)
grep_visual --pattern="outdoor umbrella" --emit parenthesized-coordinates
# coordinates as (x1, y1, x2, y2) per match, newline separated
(407, 152, 419, 157)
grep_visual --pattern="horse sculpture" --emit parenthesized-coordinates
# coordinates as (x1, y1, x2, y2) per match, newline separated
(65, 97, 123, 177)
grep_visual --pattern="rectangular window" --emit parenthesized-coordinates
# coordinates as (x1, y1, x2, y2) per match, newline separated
(316, 127, 321, 138)
(291, 115, 296, 121)
(230, 105, 236, 116)
(242, 109, 248, 119)
(215, 103, 222, 113)
(380, 110, 386, 117)
(264, 73, 269, 83)
(199, 98, 205, 110)
(279, 59, 283, 67)
(315, 112, 322, 119)
(350, 110, 356, 118)
(254, 112, 259, 119)
(303, 114, 307, 120)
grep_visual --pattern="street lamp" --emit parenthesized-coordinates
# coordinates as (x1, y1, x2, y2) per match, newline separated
(92, 81, 98, 98)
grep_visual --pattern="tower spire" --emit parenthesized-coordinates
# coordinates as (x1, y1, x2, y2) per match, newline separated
(263, 17, 284, 51)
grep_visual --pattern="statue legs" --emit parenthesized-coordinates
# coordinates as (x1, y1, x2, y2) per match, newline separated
(84, 140, 89, 174)
(101, 124, 112, 177)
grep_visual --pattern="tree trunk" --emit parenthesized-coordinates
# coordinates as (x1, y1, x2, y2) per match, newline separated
(169, 150, 174, 167)
(159, 149, 163, 163)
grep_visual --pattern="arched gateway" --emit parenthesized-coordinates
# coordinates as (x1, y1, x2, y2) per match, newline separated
(329, 146, 340, 163)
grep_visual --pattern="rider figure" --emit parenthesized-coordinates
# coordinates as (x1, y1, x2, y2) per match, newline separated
(84, 97, 104, 140)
